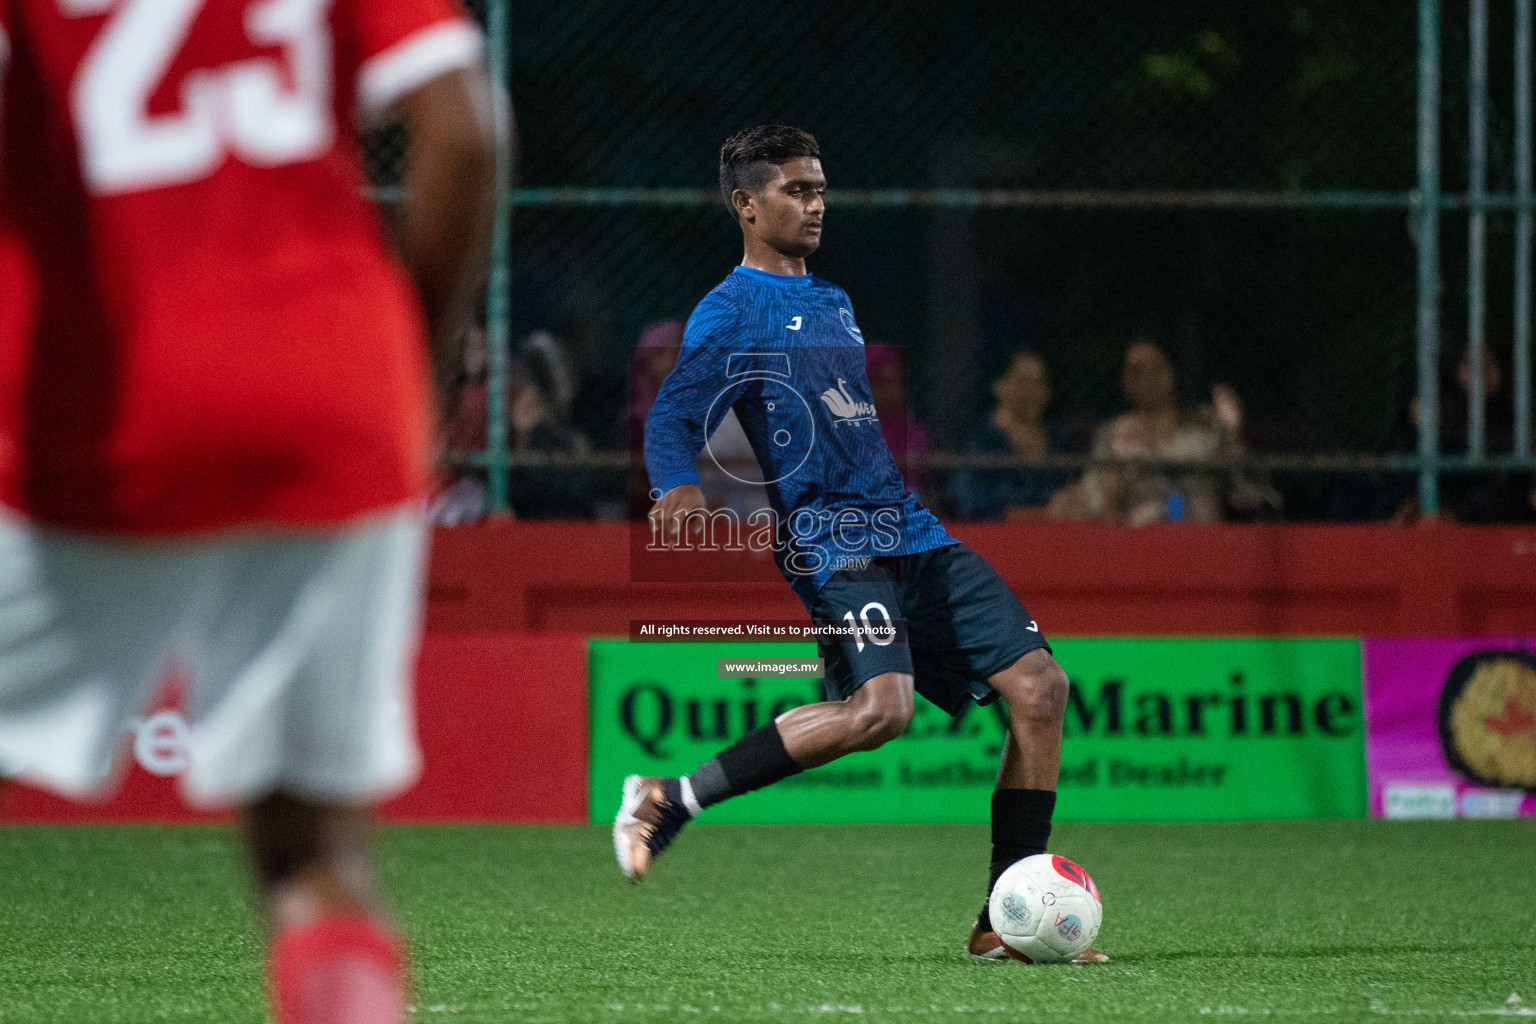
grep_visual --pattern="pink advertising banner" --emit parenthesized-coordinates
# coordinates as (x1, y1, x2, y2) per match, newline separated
(1362, 637, 1536, 819)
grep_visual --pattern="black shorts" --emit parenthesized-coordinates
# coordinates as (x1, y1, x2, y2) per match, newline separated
(806, 543, 1050, 716)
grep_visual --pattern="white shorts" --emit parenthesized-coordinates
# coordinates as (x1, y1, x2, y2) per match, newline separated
(0, 507, 426, 808)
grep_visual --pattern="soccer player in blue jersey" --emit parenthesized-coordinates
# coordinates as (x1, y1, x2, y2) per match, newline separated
(615, 125, 1105, 963)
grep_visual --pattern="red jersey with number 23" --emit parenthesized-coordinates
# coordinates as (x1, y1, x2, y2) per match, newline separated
(0, 0, 480, 533)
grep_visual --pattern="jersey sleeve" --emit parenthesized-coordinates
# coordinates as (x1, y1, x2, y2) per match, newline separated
(644, 293, 743, 495)
(339, 0, 483, 120)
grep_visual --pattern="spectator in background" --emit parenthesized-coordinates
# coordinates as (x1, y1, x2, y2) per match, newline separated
(1062, 338, 1278, 525)
(866, 345, 933, 500)
(433, 329, 596, 521)
(627, 320, 684, 443)
(505, 344, 595, 518)
(521, 330, 581, 424)
(441, 325, 588, 456)
(954, 351, 1074, 520)
(1390, 347, 1536, 523)
(507, 348, 589, 455)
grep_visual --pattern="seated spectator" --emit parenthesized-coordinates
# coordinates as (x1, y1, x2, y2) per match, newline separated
(521, 330, 581, 424)
(866, 345, 934, 500)
(1389, 347, 1536, 523)
(953, 351, 1074, 520)
(440, 326, 588, 455)
(508, 351, 588, 454)
(1063, 339, 1278, 525)
(433, 331, 597, 521)
(627, 321, 684, 444)
(505, 347, 597, 518)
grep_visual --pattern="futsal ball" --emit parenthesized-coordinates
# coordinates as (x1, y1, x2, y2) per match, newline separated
(988, 854, 1102, 963)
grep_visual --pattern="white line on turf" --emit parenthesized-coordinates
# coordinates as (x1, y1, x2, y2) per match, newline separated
(588, 1004, 1536, 1017)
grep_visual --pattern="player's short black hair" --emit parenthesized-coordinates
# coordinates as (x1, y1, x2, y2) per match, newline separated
(718, 125, 820, 216)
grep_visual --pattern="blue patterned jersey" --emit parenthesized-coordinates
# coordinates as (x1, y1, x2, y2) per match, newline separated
(645, 265, 955, 602)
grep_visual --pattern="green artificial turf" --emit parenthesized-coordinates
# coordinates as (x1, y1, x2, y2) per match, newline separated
(0, 820, 1532, 1022)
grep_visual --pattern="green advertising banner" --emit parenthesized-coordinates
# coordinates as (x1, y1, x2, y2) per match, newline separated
(589, 637, 1366, 824)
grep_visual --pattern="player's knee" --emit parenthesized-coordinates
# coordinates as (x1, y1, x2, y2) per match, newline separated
(1004, 655, 1070, 724)
(848, 702, 912, 750)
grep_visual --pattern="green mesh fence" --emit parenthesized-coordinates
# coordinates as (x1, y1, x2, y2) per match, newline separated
(369, 0, 1536, 523)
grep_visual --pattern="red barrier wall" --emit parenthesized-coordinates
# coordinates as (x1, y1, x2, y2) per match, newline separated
(426, 520, 1536, 636)
(0, 633, 588, 824)
(382, 633, 587, 823)
(9, 521, 1532, 824)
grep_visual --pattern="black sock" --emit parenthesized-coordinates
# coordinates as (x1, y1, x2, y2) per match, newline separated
(685, 723, 803, 809)
(977, 788, 1056, 931)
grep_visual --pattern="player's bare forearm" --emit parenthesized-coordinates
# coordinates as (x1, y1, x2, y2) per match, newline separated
(395, 68, 499, 396)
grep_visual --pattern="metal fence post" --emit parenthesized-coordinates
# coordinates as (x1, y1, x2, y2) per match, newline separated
(1518, 0, 1534, 458)
(485, 0, 512, 513)
(1468, 0, 1488, 461)
(1417, 0, 1442, 514)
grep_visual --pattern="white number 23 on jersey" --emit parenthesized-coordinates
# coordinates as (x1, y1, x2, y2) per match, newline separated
(60, 0, 334, 196)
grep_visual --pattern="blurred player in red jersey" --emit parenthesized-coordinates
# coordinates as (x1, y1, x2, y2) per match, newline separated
(0, 1, 496, 1021)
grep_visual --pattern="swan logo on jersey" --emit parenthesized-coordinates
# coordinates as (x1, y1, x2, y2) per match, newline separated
(819, 378, 878, 426)
(838, 307, 864, 344)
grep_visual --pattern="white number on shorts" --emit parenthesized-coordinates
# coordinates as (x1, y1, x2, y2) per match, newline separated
(60, 0, 334, 196)
(841, 601, 895, 653)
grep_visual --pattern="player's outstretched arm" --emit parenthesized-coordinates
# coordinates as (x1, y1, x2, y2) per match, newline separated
(642, 300, 742, 519)
(393, 67, 500, 396)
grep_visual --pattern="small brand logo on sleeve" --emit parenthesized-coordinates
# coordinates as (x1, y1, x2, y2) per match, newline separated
(838, 308, 863, 343)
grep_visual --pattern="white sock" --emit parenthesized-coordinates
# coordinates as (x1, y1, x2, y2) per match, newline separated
(678, 776, 703, 816)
